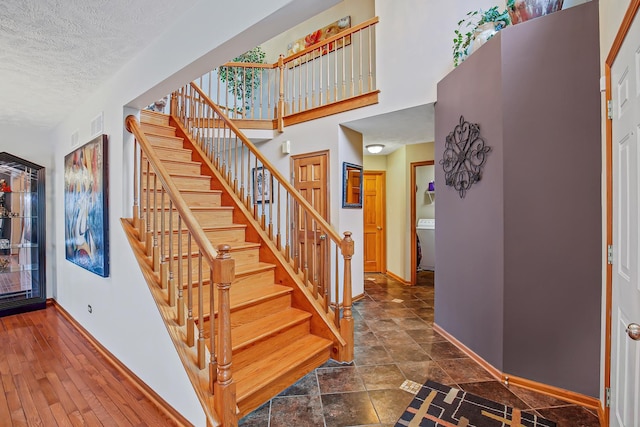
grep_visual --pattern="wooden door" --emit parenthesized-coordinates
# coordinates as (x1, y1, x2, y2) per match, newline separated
(611, 10, 640, 426)
(291, 151, 329, 288)
(363, 171, 385, 272)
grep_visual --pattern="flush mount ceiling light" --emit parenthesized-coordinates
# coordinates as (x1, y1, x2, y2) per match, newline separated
(366, 144, 385, 154)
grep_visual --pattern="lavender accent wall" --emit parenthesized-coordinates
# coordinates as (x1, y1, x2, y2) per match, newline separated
(434, 37, 506, 370)
(435, 1, 601, 397)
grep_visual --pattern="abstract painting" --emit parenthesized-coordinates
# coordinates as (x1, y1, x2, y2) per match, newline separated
(64, 135, 109, 277)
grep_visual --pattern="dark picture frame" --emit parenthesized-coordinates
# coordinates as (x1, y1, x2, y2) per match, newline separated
(252, 166, 272, 204)
(64, 135, 109, 277)
(342, 162, 363, 208)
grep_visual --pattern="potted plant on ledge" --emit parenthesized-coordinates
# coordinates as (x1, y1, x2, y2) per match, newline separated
(453, 5, 510, 67)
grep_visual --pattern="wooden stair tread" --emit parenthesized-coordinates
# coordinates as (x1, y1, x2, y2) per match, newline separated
(234, 335, 332, 402)
(230, 308, 310, 352)
(235, 262, 276, 277)
(191, 284, 291, 320)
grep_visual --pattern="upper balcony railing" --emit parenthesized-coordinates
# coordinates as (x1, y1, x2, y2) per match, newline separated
(197, 17, 379, 130)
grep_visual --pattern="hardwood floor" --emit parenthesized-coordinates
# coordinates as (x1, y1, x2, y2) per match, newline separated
(0, 305, 183, 426)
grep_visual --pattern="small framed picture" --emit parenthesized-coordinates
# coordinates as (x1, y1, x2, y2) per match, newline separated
(252, 166, 272, 204)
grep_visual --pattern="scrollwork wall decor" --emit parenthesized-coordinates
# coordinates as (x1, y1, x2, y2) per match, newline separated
(440, 116, 491, 198)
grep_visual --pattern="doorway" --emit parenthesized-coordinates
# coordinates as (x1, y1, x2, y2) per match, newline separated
(411, 161, 435, 285)
(606, 2, 640, 426)
(291, 150, 329, 289)
(363, 171, 385, 273)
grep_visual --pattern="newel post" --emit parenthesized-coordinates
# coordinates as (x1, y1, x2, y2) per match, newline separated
(212, 245, 237, 426)
(340, 231, 354, 362)
(277, 54, 285, 133)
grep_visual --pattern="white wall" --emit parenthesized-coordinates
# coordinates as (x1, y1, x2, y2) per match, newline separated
(49, 0, 341, 424)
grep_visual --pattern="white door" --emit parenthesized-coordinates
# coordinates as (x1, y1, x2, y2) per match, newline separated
(611, 11, 640, 427)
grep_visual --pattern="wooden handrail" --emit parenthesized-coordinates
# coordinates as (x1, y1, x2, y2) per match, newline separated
(281, 16, 379, 65)
(125, 115, 219, 269)
(219, 17, 380, 69)
(188, 83, 344, 248)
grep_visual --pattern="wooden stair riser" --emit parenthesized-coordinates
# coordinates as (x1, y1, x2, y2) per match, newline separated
(140, 122, 177, 137)
(175, 249, 259, 282)
(154, 228, 248, 254)
(234, 337, 332, 417)
(187, 285, 291, 324)
(141, 190, 222, 209)
(180, 268, 275, 293)
(140, 111, 170, 126)
(145, 133, 185, 149)
(142, 208, 234, 229)
(142, 158, 202, 176)
(144, 146, 193, 162)
(231, 321, 311, 370)
(142, 172, 211, 191)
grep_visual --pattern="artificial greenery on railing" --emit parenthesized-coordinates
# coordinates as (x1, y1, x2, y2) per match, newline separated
(217, 46, 266, 112)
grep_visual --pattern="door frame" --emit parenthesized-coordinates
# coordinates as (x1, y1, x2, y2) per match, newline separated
(289, 149, 330, 219)
(605, 2, 640, 425)
(411, 160, 435, 285)
(363, 170, 386, 273)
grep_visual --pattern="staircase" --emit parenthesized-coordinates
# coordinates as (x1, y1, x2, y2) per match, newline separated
(131, 109, 336, 420)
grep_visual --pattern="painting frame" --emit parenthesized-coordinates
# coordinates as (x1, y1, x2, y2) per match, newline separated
(64, 134, 109, 277)
(252, 166, 272, 204)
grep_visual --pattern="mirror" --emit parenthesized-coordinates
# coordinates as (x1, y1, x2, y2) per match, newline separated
(342, 162, 363, 208)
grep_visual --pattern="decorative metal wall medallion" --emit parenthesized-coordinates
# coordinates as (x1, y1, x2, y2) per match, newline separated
(440, 116, 491, 198)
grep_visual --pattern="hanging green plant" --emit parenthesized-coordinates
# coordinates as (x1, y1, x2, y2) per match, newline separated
(217, 46, 267, 112)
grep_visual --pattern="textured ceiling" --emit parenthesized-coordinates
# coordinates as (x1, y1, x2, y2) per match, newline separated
(0, 0, 199, 129)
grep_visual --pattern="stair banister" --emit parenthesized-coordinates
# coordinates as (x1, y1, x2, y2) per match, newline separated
(127, 114, 240, 426)
(126, 116, 219, 268)
(187, 84, 343, 246)
(174, 84, 355, 360)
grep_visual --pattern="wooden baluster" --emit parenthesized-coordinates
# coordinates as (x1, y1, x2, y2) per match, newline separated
(319, 46, 324, 106)
(342, 35, 347, 100)
(197, 251, 206, 370)
(133, 140, 139, 230)
(312, 218, 318, 298)
(303, 211, 309, 285)
(143, 159, 150, 248)
(168, 200, 176, 307)
(187, 233, 194, 347)
(209, 265, 216, 387)
(276, 183, 282, 251)
(340, 231, 354, 361)
(334, 244, 339, 326)
(351, 34, 355, 98)
(177, 217, 185, 326)
(152, 175, 159, 270)
(285, 192, 290, 261)
(160, 188, 167, 289)
(358, 29, 363, 95)
(268, 170, 273, 240)
(213, 245, 237, 427)
(368, 26, 374, 92)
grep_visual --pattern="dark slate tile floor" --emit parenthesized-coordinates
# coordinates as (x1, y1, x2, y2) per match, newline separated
(239, 272, 601, 427)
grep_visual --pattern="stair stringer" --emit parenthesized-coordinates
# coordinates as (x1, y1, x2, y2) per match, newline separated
(170, 116, 349, 360)
(120, 218, 221, 427)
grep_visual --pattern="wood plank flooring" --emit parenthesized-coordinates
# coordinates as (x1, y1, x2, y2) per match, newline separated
(0, 305, 185, 426)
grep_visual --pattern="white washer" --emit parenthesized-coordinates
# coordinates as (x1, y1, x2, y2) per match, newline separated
(416, 218, 435, 271)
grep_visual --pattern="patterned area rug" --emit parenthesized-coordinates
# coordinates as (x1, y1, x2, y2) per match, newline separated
(395, 380, 556, 427)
